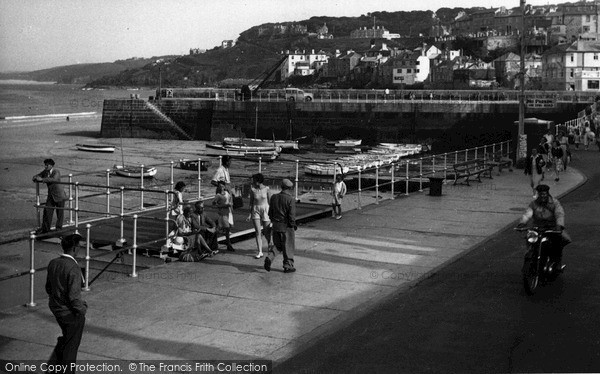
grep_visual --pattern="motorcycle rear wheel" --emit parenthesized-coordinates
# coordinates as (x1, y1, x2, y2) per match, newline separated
(522, 258, 539, 295)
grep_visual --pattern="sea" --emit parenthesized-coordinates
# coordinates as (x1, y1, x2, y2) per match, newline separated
(0, 80, 155, 119)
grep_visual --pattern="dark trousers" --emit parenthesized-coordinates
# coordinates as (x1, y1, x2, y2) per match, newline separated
(269, 228, 295, 268)
(42, 197, 65, 232)
(48, 312, 85, 373)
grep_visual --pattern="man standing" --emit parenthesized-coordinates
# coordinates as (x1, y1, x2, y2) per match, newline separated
(265, 179, 297, 273)
(45, 234, 87, 372)
(211, 155, 231, 189)
(32, 159, 66, 234)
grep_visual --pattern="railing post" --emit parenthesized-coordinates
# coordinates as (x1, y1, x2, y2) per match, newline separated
(140, 165, 145, 210)
(130, 215, 138, 278)
(475, 147, 478, 160)
(419, 158, 423, 192)
(464, 148, 468, 162)
(118, 187, 126, 246)
(74, 182, 80, 233)
(165, 190, 171, 239)
(295, 160, 300, 202)
(170, 161, 175, 191)
(258, 156, 262, 173)
(455, 151, 458, 165)
(375, 163, 380, 204)
(68, 174, 74, 224)
(27, 232, 36, 308)
(391, 163, 395, 199)
(357, 167, 362, 210)
(105, 169, 111, 217)
(432, 155, 436, 174)
(444, 154, 448, 180)
(197, 157, 202, 199)
(35, 182, 41, 229)
(405, 161, 409, 196)
(83, 224, 91, 291)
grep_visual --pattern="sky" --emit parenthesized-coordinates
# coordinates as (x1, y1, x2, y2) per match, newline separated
(0, 0, 554, 72)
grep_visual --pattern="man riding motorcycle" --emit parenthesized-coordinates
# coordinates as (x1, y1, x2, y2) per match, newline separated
(517, 184, 571, 270)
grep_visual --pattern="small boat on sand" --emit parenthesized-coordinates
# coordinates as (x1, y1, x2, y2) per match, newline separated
(223, 137, 299, 151)
(327, 139, 363, 147)
(114, 165, 157, 178)
(179, 159, 211, 171)
(76, 144, 116, 153)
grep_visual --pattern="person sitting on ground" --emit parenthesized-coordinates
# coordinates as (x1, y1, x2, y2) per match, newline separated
(332, 174, 347, 220)
(247, 173, 272, 259)
(213, 181, 235, 252)
(175, 204, 208, 261)
(191, 200, 218, 256)
(517, 184, 571, 271)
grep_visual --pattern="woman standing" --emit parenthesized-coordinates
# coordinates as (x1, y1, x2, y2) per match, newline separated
(524, 148, 545, 198)
(213, 181, 235, 252)
(550, 140, 564, 182)
(170, 181, 186, 217)
(247, 173, 272, 259)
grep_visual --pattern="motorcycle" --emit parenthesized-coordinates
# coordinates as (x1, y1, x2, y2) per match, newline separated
(515, 226, 565, 295)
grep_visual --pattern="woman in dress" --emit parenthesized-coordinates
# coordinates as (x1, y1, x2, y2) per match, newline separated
(550, 140, 563, 182)
(524, 148, 545, 198)
(170, 181, 186, 217)
(247, 173, 272, 259)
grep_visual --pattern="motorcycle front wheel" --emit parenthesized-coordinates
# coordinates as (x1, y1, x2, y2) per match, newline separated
(522, 258, 539, 295)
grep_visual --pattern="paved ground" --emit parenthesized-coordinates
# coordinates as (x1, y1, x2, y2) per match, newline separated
(0, 153, 585, 373)
(277, 148, 600, 374)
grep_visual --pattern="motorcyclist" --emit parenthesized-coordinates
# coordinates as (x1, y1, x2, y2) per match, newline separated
(517, 184, 571, 270)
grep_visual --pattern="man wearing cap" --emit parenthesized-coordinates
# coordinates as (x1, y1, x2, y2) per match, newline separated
(265, 179, 297, 273)
(32, 158, 67, 234)
(517, 184, 571, 269)
(45, 234, 87, 372)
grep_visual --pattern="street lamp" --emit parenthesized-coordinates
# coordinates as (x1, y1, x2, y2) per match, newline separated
(517, 0, 527, 160)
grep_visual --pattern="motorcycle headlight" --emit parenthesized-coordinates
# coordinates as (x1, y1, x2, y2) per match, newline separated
(526, 230, 539, 243)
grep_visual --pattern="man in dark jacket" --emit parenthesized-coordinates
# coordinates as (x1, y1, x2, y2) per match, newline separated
(32, 158, 66, 234)
(45, 234, 87, 372)
(265, 179, 297, 273)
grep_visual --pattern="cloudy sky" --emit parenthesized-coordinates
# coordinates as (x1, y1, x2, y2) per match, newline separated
(0, 0, 553, 72)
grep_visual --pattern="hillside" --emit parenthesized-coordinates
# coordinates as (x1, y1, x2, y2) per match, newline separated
(0, 57, 176, 84)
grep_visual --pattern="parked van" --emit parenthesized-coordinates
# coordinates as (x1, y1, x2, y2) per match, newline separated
(285, 88, 314, 102)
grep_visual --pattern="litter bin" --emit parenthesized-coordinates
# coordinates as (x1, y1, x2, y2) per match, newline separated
(428, 177, 445, 196)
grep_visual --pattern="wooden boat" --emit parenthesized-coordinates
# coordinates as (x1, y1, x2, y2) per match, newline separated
(179, 159, 211, 171)
(327, 139, 363, 147)
(205, 143, 279, 161)
(114, 165, 157, 178)
(76, 143, 116, 153)
(304, 163, 349, 176)
(223, 137, 299, 150)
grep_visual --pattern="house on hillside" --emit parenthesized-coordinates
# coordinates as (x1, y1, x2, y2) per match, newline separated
(542, 40, 600, 90)
(384, 49, 430, 86)
(323, 51, 362, 79)
(350, 26, 400, 40)
(494, 52, 542, 88)
(280, 49, 329, 79)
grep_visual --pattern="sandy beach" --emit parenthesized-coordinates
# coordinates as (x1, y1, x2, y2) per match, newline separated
(0, 114, 345, 240)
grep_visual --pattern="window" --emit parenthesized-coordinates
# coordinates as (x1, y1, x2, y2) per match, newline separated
(416, 69, 420, 73)
(588, 80, 599, 90)
(570, 70, 573, 78)
(406, 69, 412, 73)
(570, 54, 574, 62)
(594, 54, 599, 61)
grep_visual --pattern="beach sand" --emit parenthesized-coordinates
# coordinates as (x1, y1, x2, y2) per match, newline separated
(0, 115, 349, 240)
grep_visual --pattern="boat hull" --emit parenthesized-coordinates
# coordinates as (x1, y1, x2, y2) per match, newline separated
(179, 159, 211, 171)
(76, 144, 116, 153)
(114, 165, 157, 178)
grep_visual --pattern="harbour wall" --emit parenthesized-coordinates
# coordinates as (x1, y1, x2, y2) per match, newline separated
(100, 98, 588, 150)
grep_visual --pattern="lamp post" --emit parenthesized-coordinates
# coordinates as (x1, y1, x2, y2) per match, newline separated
(517, 0, 527, 160)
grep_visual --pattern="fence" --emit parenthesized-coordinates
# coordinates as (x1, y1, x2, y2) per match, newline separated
(24, 140, 511, 306)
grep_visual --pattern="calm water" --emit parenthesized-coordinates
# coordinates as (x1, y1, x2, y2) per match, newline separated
(0, 81, 155, 118)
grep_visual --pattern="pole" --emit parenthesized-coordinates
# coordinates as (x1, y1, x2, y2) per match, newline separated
(518, 0, 527, 160)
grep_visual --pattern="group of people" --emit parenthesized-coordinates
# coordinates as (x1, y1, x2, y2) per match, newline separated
(567, 114, 599, 151)
(526, 130, 570, 196)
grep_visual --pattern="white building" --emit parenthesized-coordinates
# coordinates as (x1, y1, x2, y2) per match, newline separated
(280, 50, 329, 79)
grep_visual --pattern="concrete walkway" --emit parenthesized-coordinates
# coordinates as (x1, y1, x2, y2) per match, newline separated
(0, 166, 585, 370)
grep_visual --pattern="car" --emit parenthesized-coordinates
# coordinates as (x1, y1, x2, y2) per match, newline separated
(285, 88, 314, 102)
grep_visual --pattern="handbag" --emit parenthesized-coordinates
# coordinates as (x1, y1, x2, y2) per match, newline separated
(232, 187, 244, 209)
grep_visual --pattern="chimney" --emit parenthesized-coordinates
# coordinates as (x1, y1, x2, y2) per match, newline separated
(312, 49, 315, 54)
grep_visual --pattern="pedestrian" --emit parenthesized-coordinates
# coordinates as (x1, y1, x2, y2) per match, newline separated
(557, 131, 569, 170)
(45, 234, 87, 373)
(247, 173, 272, 259)
(32, 158, 67, 235)
(524, 148, 545, 198)
(211, 155, 231, 190)
(550, 141, 563, 182)
(213, 181, 235, 251)
(332, 174, 347, 220)
(264, 179, 297, 273)
(573, 127, 581, 149)
(170, 181, 186, 217)
(536, 137, 550, 177)
(191, 200, 218, 256)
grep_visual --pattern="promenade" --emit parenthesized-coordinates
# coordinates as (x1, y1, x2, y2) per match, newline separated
(0, 162, 584, 372)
